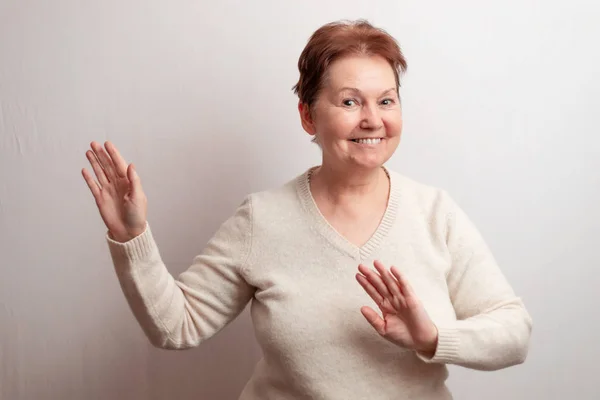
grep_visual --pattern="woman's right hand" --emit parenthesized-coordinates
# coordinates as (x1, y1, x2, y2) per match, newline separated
(82, 141, 148, 243)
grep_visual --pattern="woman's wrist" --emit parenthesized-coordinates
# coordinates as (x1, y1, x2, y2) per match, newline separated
(416, 326, 439, 357)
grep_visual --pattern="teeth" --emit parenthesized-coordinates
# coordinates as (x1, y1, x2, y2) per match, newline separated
(355, 138, 382, 145)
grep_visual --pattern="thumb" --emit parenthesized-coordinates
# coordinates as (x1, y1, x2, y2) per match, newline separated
(361, 306, 386, 336)
(127, 163, 142, 197)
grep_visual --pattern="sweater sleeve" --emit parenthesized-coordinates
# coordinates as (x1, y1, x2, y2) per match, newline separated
(416, 191, 533, 371)
(105, 196, 256, 350)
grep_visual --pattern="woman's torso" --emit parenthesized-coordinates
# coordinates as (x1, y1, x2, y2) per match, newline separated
(237, 170, 457, 400)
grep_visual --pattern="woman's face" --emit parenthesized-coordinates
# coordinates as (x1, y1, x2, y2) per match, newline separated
(300, 55, 403, 172)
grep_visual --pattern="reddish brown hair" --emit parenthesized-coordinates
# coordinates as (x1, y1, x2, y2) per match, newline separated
(292, 19, 408, 108)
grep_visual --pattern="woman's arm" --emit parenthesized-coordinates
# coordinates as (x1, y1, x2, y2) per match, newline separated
(106, 196, 255, 349)
(417, 191, 533, 371)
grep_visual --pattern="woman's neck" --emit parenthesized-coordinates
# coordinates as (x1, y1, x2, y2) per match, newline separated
(309, 163, 389, 207)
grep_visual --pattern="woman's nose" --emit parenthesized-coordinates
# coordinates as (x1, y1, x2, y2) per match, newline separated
(359, 104, 383, 130)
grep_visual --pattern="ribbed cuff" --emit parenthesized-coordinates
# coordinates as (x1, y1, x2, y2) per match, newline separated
(416, 325, 460, 364)
(105, 222, 157, 263)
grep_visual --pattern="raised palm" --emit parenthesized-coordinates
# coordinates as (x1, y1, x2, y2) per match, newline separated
(81, 141, 147, 242)
(356, 260, 439, 355)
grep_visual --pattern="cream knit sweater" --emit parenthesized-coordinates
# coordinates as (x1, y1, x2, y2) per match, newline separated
(106, 167, 532, 400)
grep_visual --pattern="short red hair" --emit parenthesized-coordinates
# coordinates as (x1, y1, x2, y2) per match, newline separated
(292, 19, 408, 107)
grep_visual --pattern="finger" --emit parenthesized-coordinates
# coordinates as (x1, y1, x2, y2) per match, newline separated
(373, 260, 406, 309)
(90, 141, 116, 182)
(81, 168, 102, 201)
(356, 273, 384, 306)
(105, 141, 129, 178)
(390, 266, 417, 308)
(358, 263, 392, 303)
(360, 306, 386, 336)
(127, 163, 142, 198)
(86, 149, 109, 186)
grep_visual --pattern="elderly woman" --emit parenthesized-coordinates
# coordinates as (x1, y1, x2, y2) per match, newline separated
(82, 20, 532, 399)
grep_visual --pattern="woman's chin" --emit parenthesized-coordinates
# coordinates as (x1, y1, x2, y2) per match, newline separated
(345, 140, 397, 167)
(348, 156, 389, 171)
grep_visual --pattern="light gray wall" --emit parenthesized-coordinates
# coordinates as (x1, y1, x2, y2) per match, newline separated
(1, 0, 598, 399)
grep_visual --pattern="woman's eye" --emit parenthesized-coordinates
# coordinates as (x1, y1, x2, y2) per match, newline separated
(343, 99, 357, 106)
(381, 98, 395, 106)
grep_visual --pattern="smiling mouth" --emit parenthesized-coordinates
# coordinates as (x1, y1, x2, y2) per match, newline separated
(350, 138, 383, 145)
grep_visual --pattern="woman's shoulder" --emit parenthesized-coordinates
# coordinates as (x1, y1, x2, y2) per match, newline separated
(386, 168, 458, 216)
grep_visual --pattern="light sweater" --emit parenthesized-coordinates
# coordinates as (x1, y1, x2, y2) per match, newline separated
(106, 166, 532, 400)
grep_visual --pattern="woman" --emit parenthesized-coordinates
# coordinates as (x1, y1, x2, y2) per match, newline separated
(82, 20, 532, 399)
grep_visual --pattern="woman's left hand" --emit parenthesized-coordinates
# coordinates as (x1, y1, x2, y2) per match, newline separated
(356, 260, 439, 356)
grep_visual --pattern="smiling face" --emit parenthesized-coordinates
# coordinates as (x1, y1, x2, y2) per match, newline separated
(299, 54, 403, 173)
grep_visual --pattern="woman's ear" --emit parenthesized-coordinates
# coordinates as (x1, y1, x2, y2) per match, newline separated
(298, 102, 317, 136)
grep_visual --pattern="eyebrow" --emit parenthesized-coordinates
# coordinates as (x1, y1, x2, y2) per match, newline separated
(337, 87, 397, 96)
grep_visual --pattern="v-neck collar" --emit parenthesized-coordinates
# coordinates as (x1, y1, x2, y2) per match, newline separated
(296, 165, 400, 261)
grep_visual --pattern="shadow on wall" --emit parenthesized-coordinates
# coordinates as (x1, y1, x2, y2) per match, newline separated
(0, 300, 259, 400)
(147, 307, 260, 400)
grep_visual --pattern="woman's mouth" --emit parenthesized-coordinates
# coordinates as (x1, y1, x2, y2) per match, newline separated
(350, 138, 383, 145)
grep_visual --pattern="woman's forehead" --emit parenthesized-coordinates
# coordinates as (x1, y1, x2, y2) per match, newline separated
(323, 58, 397, 94)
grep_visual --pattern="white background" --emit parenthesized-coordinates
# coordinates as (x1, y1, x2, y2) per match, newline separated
(1, 0, 598, 399)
